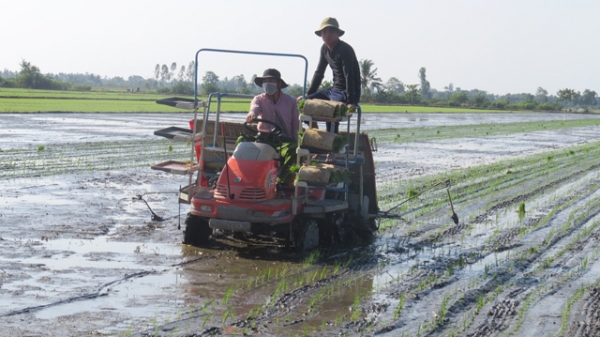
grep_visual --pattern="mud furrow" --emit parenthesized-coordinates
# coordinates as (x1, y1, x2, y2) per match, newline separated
(466, 299, 520, 337)
(569, 287, 600, 337)
(457, 192, 600, 336)
(0, 140, 188, 179)
(368, 144, 594, 335)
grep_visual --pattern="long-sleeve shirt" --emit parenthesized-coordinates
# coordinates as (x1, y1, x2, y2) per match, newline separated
(247, 93, 299, 141)
(307, 40, 361, 105)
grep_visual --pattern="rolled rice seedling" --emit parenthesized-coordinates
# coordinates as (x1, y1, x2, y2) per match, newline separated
(301, 99, 347, 118)
(332, 134, 348, 152)
(297, 163, 348, 185)
(301, 129, 348, 152)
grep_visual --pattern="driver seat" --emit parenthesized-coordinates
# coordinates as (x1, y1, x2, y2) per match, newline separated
(232, 142, 280, 161)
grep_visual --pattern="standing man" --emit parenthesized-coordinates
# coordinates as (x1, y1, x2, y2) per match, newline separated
(305, 17, 361, 133)
(246, 68, 299, 184)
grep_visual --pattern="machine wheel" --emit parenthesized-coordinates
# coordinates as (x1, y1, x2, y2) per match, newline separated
(318, 213, 345, 247)
(183, 213, 212, 246)
(295, 218, 319, 252)
(351, 217, 377, 242)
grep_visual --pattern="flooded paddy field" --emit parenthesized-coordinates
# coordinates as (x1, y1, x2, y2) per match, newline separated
(1, 112, 600, 336)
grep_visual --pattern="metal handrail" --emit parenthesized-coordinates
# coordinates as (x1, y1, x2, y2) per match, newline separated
(193, 48, 309, 107)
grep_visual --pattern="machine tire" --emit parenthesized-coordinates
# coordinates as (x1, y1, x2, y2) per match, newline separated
(344, 216, 377, 245)
(183, 214, 211, 246)
(318, 213, 345, 247)
(295, 218, 319, 252)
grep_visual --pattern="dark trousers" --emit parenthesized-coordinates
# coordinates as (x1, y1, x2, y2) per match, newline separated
(307, 88, 347, 133)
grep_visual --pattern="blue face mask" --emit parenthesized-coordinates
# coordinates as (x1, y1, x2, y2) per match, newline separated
(262, 82, 278, 95)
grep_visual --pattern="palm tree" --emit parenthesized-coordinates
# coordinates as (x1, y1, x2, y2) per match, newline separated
(359, 59, 382, 94)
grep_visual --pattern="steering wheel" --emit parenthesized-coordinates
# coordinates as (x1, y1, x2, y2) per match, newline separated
(244, 118, 283, 136)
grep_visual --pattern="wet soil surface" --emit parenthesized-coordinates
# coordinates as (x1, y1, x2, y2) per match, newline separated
(2, 112, 600, 336)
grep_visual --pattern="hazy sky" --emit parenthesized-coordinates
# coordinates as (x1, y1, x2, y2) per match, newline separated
(2, 0, 599, 95)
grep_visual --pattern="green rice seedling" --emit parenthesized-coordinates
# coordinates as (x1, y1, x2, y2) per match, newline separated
(508, 293, 532, 334)
(280, 264, 288, 278)
(309, 294, 319, 310)
(580, 255, 589, 270)
(407, 189, 420, 199)
(475, 295, 484, 314)
(272, 278, 288, 300)
(394, 293, 405, 320)
(350, 295, 362, 321)
(518, 201, 526, 219)
(558, 285, 586, 336)
(333, 262, 341, 275)
(152, 315, 159, 336)
(311, 269, 319, 283)
(303, 250, 321, 266)
(222, 308, 231, 325)
(319, 265, 328, 279)
(437, 294, 450, 326)
(458, 255, 466, 268)
(223, 287, 234, 305)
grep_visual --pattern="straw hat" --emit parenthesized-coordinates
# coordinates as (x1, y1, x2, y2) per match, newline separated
(254, 68, 288, 88)
(315, 17, 345, 37)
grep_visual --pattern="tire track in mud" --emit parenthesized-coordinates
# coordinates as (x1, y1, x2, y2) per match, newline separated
(568, 287, 600, 337)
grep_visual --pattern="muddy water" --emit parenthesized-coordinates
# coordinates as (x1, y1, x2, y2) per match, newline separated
(2, 112, 600, 336)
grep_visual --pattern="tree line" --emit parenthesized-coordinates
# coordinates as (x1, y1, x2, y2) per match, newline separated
(1, 59, 597, 112)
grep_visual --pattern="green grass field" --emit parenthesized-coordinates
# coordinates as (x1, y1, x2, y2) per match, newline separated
(0, 87, 537, 113)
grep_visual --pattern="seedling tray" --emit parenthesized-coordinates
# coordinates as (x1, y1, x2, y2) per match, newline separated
(154, 126, 192, 141)
(151, 160, 199, 175)
(156, 97, 202, 110)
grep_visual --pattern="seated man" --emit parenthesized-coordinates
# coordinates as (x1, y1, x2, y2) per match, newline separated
(245, 68, 300, 184)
